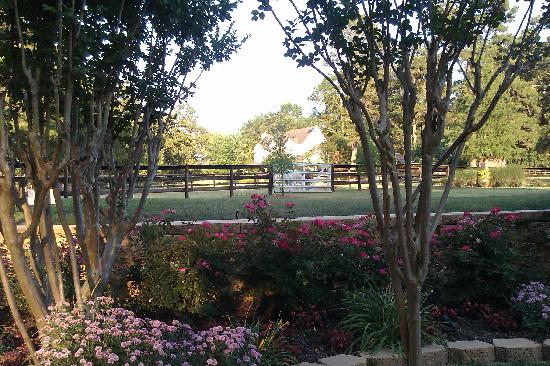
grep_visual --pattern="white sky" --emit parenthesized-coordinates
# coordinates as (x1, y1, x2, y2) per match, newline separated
(189, 1, 547, 134)
(188, 2, 323, 134)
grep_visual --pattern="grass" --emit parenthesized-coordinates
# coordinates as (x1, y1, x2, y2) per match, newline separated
(41, 186, 550, 223)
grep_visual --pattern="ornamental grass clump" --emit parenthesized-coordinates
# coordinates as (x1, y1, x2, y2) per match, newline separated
(36, 297, 261, 366)
(512, 282, 550, 334)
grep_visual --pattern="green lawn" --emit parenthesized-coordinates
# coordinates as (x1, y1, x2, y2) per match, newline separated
(44, 187, 550, 223)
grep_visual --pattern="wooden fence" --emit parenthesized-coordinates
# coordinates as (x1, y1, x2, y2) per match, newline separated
(18, 164, 550, 198)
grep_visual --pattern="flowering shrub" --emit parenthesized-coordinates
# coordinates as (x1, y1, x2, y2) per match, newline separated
(36, 297, 261, 366)
(460, 301, 518, 331)
(512, 282, 550, 333)
(126, 195, 386, 319)
(429, 209, 546, 306)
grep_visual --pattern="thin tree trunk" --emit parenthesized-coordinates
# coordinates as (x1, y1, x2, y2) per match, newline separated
(0, 255, 40, 366)
(406, 284, 422, 366)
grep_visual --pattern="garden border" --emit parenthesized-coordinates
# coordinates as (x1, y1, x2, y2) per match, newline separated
(172, 208, 550, 226)
(297, 338, 550, 366)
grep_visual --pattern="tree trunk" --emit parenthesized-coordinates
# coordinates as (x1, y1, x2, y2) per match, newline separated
(406, 284, 423, 366)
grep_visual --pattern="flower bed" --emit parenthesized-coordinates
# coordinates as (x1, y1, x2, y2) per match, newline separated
(36, 297, 261, 366)
(2, 196, 549, 365)
(125, 194, 387, 320)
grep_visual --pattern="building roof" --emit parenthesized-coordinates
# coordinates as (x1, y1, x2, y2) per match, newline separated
(284, 126, 319, 144)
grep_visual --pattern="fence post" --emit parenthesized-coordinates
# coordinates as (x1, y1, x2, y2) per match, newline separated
(330, 165, 335, 192)
(229, 166, 234, 197)
(357, 170, 362, 190)
(63, 166, 69, 198)
(268, 167, 274, 195)
(184, 165, 189, 199)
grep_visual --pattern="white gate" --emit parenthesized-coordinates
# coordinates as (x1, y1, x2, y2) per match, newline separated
(273, 163, 332, 193)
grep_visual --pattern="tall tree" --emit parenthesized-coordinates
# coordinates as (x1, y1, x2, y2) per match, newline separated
(159, 104, 208, 165)
(254, 0, 549, 364)
(0, 0, 242, 361)
(240, 102, 313, 160)
(205, 133, 249, 165)
(450, 38, 543, 165)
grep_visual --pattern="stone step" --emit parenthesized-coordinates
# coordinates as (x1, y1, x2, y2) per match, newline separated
(318, 354, 367, 366)
(544, 339, 550, 361)
(493, 338, 543, 363)
(363, 349, 405, 366)
(421, 344, 447, 366)
(447, 340, 495, 364)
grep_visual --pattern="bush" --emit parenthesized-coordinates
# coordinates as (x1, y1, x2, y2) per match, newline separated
(125, 195, 387, 319)
(512, 282, 550, 334)
(429, 209, 546, 306)
(36, 297, 262, 366)
(453, 168, 478, 187)
(489, 165, 526, 187)
(339, 283, 437, 352)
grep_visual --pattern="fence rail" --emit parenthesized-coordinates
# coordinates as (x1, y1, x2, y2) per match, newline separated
(15, 163, 550, 198)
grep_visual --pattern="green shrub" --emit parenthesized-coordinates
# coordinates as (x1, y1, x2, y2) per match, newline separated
(489, 165, 526, 187)
(429, 210, 546, 306)
(453, 168, 479, 187)
(123, 195, 388, 319)
(339, 283, 436, 352)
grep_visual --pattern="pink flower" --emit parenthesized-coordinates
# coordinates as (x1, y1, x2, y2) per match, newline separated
(378, 268, 387, 275)
(201, 221, 212, 229)
(460, 245, 471, 251)
(313, 218, 326, 227)
(285, 202, 296, 209)
(490, 207, 501, 215)
(178, 267, 188, 273)
(176, 235, 186, 242)
(488, 229, 501, 239)
(504, 213, 520, 222)
(359, 252, 368, 259)
(298, 224, 311, 235)
(198, 259, 211, 270)
(251, 194, 262, 200)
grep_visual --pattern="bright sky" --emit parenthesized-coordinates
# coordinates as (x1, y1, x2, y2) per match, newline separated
(188, 2, 323, 134)
(189, 1, 547, 135)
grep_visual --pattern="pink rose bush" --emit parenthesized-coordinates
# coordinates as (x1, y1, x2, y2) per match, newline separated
(36, 297, 261, 366)
(130, 195, 385, 318)
(429, 209, 546, 307)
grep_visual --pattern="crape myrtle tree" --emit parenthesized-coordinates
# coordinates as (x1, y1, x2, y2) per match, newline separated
(0, 0, 241, 361)
(254, 0, 549, 364)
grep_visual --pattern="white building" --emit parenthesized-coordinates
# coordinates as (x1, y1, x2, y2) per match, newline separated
(253, 126, 326, 164)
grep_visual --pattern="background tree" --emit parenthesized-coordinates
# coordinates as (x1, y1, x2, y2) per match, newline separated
(205, 133, 249, 165)
(310, 79, 359, 163)
(159, 104, 208, 165)
(450, 38, 543, 166)
(0, 0, 242, 362)
(263, 123, 295, 195)
(254, 0, 549, 364)
(240, 102, 313, 160)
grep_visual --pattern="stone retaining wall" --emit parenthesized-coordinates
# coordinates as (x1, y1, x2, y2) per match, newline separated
(298, 338, 550, 366)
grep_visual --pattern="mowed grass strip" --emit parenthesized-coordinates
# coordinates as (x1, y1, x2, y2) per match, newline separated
(37, 187, 550, 223)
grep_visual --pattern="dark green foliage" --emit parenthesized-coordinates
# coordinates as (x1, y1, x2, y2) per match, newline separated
(453, 169, 479, 187)
(121, 197, 387, 319)
(489, 165, 527, 187)
(429, 212, 547, 307)
(340, 284, 437, 352)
